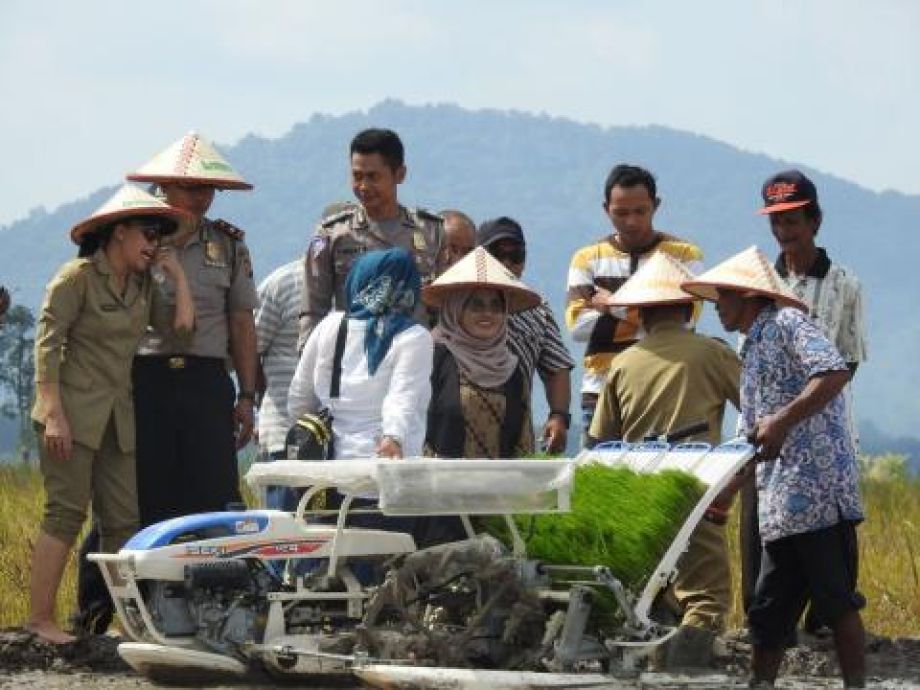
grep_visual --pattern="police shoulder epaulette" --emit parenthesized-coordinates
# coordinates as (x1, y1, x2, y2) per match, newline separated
(321, 208, 356, 228)
(212, 218, 245, 241)
(413, 207, 444, 223)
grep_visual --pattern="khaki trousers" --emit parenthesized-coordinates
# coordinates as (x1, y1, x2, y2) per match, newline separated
(665, 518, 731, 631)
(39, 416, 138, 551)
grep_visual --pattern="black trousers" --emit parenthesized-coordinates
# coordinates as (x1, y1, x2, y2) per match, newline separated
(133, 355, 242, 527)
(740, 473, 761, 613)
(75, 523, 112, 634)
(740, 473, 828, 634)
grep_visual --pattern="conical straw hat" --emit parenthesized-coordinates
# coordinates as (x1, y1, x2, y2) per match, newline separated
(70, 184, 191, 243)
(127, 131, 252, 190)
(680, 245, 807, 310)
(422, 246, 541, 313)
(604, 251, 698, 308)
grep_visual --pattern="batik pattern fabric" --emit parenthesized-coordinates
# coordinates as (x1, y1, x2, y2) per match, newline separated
(345, 249, 421, 376)
(459, 376, 534, 459)
(740, 304, 863, 543)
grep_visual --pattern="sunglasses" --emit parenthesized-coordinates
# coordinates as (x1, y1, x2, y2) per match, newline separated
(134, 223, 163, 244)
(488, 246, 526, 264)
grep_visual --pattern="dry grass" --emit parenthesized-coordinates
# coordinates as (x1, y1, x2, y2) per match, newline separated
(724, 474, 920, 637)
(0, 464, 80, 628)
(1, 462, 918, 637)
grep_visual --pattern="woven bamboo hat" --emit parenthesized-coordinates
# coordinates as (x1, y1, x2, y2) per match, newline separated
(604, 251, 698, 308)
(127, 131, 252, 190)
(422, 246, 541, 313)
(680, 245, 807, 310)
(70, 184, 191, 244)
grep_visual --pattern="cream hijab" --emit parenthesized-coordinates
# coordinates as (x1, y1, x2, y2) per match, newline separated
(432, 289, 519, 389)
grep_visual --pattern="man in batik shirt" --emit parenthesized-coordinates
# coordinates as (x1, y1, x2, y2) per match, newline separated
(682, 246, 866, 690)
(741, 169, 868, 629)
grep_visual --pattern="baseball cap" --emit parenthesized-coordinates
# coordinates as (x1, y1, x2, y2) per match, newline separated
(758, 169, 818, 215)
(477, 216, 526, 247)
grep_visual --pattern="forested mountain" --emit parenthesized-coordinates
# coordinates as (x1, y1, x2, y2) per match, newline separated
(1, 100, 917, 457)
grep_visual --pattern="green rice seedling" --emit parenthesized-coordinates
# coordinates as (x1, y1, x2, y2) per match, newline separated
(486, 464, 707, 590)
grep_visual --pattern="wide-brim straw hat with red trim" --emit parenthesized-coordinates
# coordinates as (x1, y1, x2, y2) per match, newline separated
(680, 245, 807, 310)
(70, 184, 191, 244)
(127, 131, 252, 190)
(604, 251, 698, 308)
(422, 247, 541, 313)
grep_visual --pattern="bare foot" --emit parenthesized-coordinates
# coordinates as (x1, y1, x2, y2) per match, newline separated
(26, 621, 76, 645)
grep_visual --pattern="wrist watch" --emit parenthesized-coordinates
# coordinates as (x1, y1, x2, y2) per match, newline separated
(238, 389, 256, 402)
(548, 410, 571, 429)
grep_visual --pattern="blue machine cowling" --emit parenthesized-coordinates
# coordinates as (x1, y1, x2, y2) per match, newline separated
(125, 511, 271, 550)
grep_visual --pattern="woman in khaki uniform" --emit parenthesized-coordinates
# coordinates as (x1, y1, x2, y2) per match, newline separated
(28, 185, 195, 643)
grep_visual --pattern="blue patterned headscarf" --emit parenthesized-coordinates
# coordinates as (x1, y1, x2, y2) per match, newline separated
(345, 248, 421, 375)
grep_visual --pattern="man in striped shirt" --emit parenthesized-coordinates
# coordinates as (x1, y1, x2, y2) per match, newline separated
(477, 217, 575, 453)
(255, 259, 303, 508)
(565, 164, 703, 443)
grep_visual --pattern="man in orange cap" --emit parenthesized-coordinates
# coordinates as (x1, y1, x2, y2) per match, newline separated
(743, 170, 867, 636)
(682, 247, 866, 689)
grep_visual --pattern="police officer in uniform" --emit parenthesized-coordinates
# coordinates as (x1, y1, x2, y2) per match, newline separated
(299, 128, 446, 348)
(125, 131, 259, 525)
(75, 133, 260, 634)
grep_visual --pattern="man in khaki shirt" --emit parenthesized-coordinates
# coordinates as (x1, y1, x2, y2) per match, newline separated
(589, 253, 741, 669)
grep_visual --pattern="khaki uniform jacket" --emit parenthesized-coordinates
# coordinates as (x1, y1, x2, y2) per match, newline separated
(32, 251, 190, 452)
(137, 218, 258, 358)
(298, 204, 445, 349)
(589, 321, 740, 445)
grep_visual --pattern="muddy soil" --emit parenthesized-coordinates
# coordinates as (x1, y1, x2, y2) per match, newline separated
(1, 627, 919, 688)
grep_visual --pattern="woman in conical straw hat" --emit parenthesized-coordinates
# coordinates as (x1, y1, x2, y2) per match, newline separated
(422, 247, 541, 461)
(27, 185, 196, 643)
(682, 246, 865, 689)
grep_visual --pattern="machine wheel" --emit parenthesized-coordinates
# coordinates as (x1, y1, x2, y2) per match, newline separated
(358, 534, 546, 669)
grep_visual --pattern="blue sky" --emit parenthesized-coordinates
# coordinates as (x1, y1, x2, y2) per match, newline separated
(1, 0, 917, 227)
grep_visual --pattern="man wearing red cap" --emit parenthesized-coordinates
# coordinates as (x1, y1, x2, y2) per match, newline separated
(740, 170, 868, 634)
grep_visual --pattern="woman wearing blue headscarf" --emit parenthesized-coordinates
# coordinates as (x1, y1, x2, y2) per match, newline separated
(288, 248, 432, 460)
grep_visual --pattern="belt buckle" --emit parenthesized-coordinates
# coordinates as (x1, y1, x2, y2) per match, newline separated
(168, 356, 186, 370)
